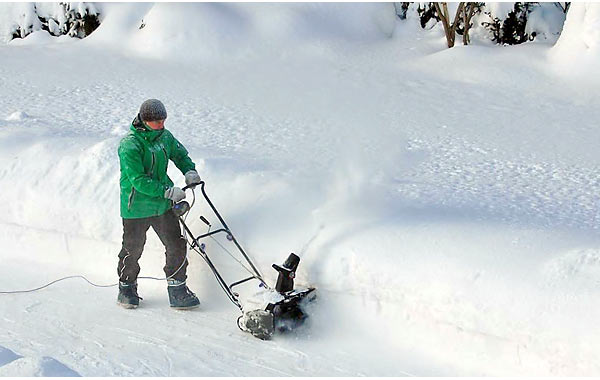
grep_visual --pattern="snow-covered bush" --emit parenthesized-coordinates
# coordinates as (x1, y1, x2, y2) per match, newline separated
(0, 2, 100, 43)
(400, 2, 567, 46)
(412, 2, 440, 29)
(478, 2, 566, 45)
(394, 2, 411, 20)
(479, 2, 530, 44)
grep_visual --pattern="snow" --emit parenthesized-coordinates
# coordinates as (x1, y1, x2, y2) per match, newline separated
(1, 2, 600, 376)
(551, 2, 600, 80)
(0, 355, 80, 377)
(86, 3, 397, 62)
(0, 3, 39, 42)
(525, 4, 567, 43)
(485, 2, 516, 21)
(8, 30, 65, 46)
(5, 111, 30, 121)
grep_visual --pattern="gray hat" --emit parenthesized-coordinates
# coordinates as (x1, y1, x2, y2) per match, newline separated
(139, 99, 167, 121)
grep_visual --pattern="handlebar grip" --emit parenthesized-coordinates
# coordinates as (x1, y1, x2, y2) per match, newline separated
(182, 181, 204, 191)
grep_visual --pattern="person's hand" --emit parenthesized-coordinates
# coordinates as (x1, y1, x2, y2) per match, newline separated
(185, 170, 201, 188)
(165, 187, 186, 203)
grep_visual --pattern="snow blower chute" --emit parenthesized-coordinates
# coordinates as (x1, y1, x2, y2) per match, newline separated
(173, 182, 316, 340)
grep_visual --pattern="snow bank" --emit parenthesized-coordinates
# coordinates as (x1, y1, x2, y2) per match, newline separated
(0, 355, 80, 377)
(306, 220, 600, 375)
(551, 2, 600, 80)
(86, 3, 396, 62)
(7, 30, 71, 46)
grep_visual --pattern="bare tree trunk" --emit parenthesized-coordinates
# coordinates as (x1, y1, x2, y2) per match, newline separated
(434, 2, 465, 48)
(450, 2, 465, 46)
(433, 2, 451, 47)
(463, 4, 469, 45)
(463, 3, 477, 45)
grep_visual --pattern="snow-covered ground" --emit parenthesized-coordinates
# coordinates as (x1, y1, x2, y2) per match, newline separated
(1, 2, 600, 376)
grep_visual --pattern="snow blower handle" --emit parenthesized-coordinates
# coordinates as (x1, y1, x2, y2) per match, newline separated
(178, 180, 266, 281)
(182, 181, 204, 191)
(172, 182, 203, 217)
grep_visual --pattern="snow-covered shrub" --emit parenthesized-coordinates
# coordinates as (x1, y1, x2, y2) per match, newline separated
(479, 3, 531, 45)
(4, 2, 100, 42)
(478, 3, 566, 45)
(400, 2, 567, 46)
(403, 2, 440, 29)
(394, 2, 410, 20)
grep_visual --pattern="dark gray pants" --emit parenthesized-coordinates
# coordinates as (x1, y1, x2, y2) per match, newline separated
(117, 210, 188, 283)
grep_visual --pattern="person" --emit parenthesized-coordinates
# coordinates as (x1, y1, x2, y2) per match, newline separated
(116, 99, 201, 310)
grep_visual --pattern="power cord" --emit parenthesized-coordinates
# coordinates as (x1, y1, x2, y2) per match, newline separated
(0, 189, 198, 295)
(0, 275, 118, 294)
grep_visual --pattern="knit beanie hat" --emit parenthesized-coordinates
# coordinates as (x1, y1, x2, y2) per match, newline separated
(139, 99, 167, 121)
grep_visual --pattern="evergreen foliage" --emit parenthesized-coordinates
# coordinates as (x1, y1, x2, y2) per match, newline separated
(417, 3, 441, 29)
(10, 2, 100, 41)
(481, 3, 534, 45)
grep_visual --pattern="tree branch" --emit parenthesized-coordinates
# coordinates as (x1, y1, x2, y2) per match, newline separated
(450, 2, 465, 36)
(463, 2, 477, 45)
(433, 2, 447, 25)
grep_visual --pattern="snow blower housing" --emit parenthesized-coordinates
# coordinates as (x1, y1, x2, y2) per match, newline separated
(175, 182, 316, 340)
(240, 253, 316, 340)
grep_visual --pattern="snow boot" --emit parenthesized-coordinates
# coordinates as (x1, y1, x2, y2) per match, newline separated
(117, 281, 142, 309)
(167, 279, 200, 310)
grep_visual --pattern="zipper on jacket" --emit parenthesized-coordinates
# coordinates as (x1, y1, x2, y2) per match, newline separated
(128, 187, 136, 210)
(149, 152, 156, 177)
(162, 147, 168, 173)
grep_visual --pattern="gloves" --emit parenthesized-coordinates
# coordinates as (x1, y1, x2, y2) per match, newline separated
(165, 187, 186, 203)
(184, 170, 201, 188)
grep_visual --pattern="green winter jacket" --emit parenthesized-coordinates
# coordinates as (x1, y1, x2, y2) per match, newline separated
(118, 115, 196, 219)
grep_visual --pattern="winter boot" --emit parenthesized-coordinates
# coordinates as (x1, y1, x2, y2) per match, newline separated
(167, 279, 200, 310)
(117, 281, 142, 309)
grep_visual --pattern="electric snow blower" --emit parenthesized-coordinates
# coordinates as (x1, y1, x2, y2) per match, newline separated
(173, 182, 316, 340)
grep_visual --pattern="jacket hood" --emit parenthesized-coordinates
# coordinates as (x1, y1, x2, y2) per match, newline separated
(130, 114, 164, 142)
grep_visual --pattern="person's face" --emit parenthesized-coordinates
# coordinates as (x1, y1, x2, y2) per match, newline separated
(145, 119, 165, 130)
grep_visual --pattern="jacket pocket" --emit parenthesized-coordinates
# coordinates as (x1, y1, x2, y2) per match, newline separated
(127, 187, 136, 210)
